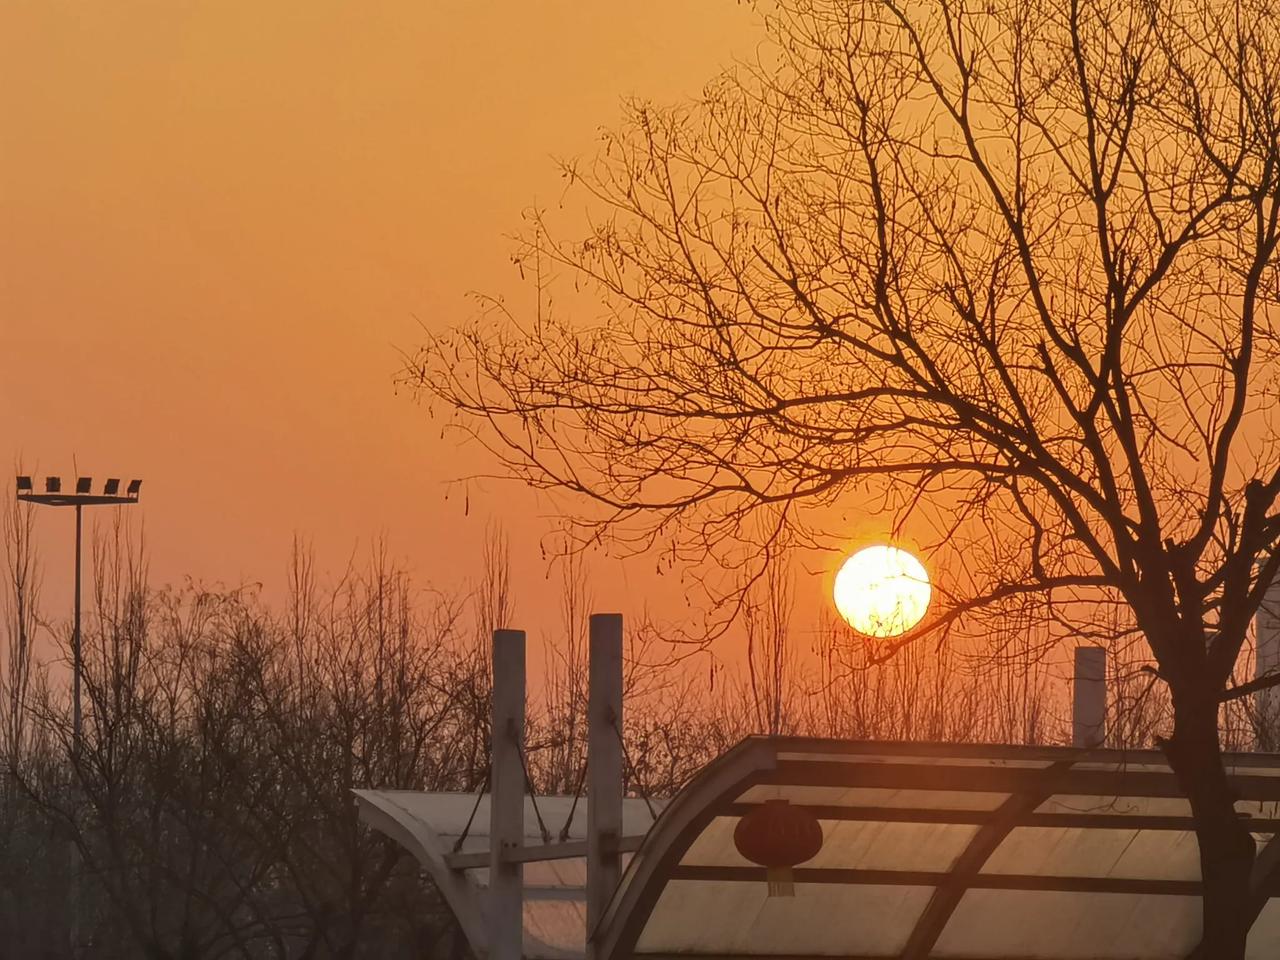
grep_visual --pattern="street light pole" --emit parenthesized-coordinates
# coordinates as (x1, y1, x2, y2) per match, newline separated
(73, 501, 82, 756)
(14, 475, 139, 960)
(15, 475, 142, 758)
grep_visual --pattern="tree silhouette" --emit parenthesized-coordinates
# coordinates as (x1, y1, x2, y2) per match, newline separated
(405, 0, 1280, 953)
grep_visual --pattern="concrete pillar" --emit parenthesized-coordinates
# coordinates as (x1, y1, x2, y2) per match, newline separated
(490, 629, 526, 960)
(587, 613, 623, 954)
(1072, 646, 1107, 748)
(1255, 578, 1280, 750)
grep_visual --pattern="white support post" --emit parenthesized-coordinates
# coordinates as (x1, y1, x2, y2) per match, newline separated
(1256, 577, 1280, 750)
(587, 613, 624, 956)
(1072, 646, 1107, 749)
(490, 629, 526, 960)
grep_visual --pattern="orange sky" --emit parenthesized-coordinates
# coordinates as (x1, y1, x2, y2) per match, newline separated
(1, 2, 768, 646)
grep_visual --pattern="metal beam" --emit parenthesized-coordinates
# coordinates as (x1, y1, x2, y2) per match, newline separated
(444, 834, 645, 870)
(17, 494, 139, 507)
(721, 801, 1280, 833)
(525, 885, 588, 902)
(588, 613, 624, 956)
(667, 864, 1232, 897)
(760, 735, 1280, 770)
(1073, 647, 1107, 748)
(489, 630, 525, 960)
(767, 758, 1280, 801)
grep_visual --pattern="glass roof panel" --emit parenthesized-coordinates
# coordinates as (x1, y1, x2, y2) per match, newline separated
(1225, 764, 1280, 777)
(1036, 795, 1194, 817)
(1247, 899, 1280, 959)
(1033, 796, 1280, 827)
(1070, 762, 1174, 774)
(809, 820, 978, 872)
(934, 890, 1202, 959)
(1239, 799, 1280, 820)
(524, 899, 586, 958)
(681, 816, 978, 872)
(983, 827, 1201, 881)
(470, 853, 635, 890)
(636, 879, 933, 956)
(368, 791, 659, 841)
(525, 858, 588, 887)
(736, 784, 1010, 811)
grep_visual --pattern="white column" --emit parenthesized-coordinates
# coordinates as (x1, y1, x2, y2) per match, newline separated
(1072, 646, 1106, 749)
(490, 629, 526, 960)
(587, 613, 623, 955)
(1255, 578, 1280, 750)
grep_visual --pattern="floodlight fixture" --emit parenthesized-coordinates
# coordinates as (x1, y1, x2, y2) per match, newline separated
(14, 470, 144, 763)
(17, 475, 143, 507)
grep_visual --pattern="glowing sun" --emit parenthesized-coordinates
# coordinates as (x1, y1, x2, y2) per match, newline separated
(833, 545, 931, 638)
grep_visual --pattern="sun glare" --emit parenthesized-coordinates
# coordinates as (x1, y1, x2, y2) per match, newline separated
(833, 545, 931, 638)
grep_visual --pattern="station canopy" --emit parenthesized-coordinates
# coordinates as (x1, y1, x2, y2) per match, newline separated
(357, 737, 1280, 960)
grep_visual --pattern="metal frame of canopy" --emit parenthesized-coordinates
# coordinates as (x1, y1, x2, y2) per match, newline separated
(601, 737, 1280, 960)
(352, 789, 662, 959)
(357, 616, 645, 960)
(354, 625, 1280, 960)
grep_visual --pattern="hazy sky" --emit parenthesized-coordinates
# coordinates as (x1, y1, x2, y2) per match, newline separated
(1, 2, 765, 642)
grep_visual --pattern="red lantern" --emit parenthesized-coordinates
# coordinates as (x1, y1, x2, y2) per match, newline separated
(733, 799, 823, 897)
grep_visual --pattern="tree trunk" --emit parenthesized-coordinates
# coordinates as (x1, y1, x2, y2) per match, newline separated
(1164, 689, 1256, 959)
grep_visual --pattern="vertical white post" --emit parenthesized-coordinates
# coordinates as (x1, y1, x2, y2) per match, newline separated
(1255, 578, 1280, 750)
(1073, 646, 1107, 749)
(587, 613, 623, 955)
(490, 629, 525, 960)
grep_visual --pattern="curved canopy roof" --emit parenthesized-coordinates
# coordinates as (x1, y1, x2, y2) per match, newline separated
(598, 737, 1280, 960)
(353, 789, 662, 958)
(357, 737, 1280, 960)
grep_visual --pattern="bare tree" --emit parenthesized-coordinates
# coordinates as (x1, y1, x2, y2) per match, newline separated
(405, 0, 1280, 951)
(453, 524, 515, 792)
(0, 496, 64, 956)
(1, 497, 39, 769)
(744, 559, 795, 735)
(8, 526, 483, 959)
(534, 542, 592, 793)
(252, 542, 474, 958)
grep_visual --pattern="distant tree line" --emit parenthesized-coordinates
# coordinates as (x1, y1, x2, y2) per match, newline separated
(0, 502, 1263, 958)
